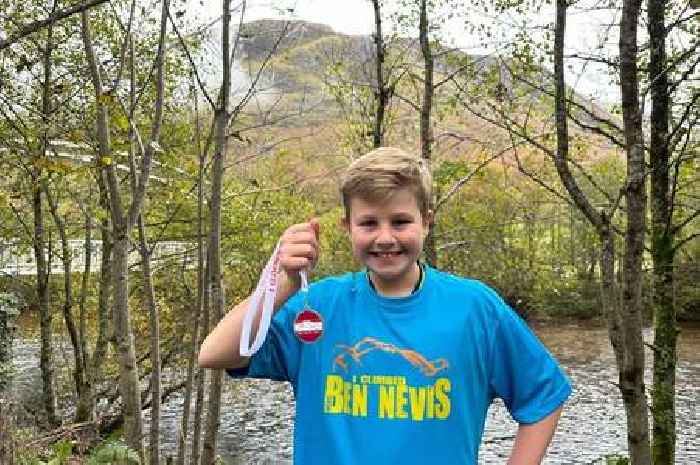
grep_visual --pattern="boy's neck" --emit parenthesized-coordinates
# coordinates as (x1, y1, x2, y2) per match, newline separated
(368, 262, 422, 297)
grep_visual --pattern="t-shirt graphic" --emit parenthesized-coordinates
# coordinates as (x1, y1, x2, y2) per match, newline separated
(325, 336, 451, 421)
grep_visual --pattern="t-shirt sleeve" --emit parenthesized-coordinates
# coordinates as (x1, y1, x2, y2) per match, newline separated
(227, 292, 303, 386)
(485, 288, 572, 424)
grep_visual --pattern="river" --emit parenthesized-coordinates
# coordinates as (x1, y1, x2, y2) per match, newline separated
(10, 323, 700, 464)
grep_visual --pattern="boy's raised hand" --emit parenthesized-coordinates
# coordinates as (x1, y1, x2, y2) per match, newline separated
(278, 218, 320, 280)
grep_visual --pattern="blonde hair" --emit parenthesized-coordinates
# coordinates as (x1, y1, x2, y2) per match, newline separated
(340, 147, 433, 218)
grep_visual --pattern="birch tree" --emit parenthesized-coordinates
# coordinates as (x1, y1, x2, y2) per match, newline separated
(198, 3, 292, 463)
(80, 0, 171, 456)
(618, 2, 652, 462)
(33, 3, 59, 426)
(176, 75, 206, 465)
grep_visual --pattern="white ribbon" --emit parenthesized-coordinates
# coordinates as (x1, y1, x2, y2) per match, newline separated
(239, 242, 309, 356)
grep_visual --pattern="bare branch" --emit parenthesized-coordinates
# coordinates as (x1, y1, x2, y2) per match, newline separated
(668, 91, 700, 155)
(671, 208, 700, 236)
(435, 142, 526, 212)
(167, 9, 215, 109)
(674, 231, 700, 252)
(0, 0, 110, 51)
(126, 0, 171, 231)
(229, 19, 293, 121)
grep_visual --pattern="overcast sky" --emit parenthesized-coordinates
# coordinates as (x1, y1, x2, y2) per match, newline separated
(188, 0, 621, 103)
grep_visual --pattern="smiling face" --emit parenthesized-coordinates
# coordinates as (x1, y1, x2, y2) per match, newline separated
(344, 188, 432, 296)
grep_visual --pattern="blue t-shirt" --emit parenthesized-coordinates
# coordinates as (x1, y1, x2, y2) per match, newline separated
(230, 266, 572, 464)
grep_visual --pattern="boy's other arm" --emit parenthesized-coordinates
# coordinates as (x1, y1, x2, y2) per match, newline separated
(506, 406, 563, 465)
(197, 271, 300, 370)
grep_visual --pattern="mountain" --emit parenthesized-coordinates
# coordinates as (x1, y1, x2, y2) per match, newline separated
(235, 19, 616, 148)
(239, 19, 375, 93)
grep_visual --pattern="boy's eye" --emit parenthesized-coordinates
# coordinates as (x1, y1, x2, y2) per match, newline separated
(393, 219, 412, 226)
(359, 220, 377, 227)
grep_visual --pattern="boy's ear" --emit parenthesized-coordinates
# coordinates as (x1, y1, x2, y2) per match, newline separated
(339, 216, 350, 232)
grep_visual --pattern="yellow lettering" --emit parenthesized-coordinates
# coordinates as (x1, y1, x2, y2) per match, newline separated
(409, 386, 427, 421)
(378, 385, 395, 419)
(343, 380, 352, 414)
(427, 387, 434, 419)
(324, 375, 343, 414)
(352, 384, 368, 417)
(396, 383, 408, 419)
(434, 378, 451, 419)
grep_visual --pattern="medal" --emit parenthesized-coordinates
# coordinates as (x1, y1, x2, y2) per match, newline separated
(293, 271, 323, 343)
(294, 308, 323, 343)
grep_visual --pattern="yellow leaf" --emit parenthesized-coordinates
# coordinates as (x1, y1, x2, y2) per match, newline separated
(115, 115, 129, 131)
(96, 93, 115, 105)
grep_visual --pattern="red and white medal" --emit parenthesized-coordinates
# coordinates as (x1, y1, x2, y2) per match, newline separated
(293, 270, 323, 343)
(294, 309, 323, 343)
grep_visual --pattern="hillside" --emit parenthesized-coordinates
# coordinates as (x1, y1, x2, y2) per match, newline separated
(237, 19, 614, 134)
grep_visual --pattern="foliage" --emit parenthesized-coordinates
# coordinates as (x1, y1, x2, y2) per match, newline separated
(604, 454, 630, 465)
(17, 439, 72, 465)
(87, 441, 140, 465)
(16, 439, 140, 465)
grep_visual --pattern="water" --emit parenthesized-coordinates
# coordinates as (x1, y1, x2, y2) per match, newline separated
(10, 323, 700, 464)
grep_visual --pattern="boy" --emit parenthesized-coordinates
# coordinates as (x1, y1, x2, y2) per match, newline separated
(199, 147, 572, 464)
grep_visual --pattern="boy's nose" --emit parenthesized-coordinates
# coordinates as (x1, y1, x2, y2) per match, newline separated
(375, 226, 397, 246)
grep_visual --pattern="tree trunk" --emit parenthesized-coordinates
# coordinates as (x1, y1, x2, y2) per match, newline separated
(74, 211, 94, 422)
(0, 294, 18, 394)
(113, 230, 145, 457)
(45, 187, 87, 410)
(138, 216, 161, 465)
(177, 77, 206, 465)
(35, 13, 58, 426)
(418, 0, 437, 266)
(78, 175, 113, 422)
(202, 0, 232, 462)
(0, 399, 15, 465)
(371, 0, 387, 148)
(192, 250, 212, 465)
(648, 0, 677, 463)
(599, 221, 619, 373)
(201, 97, 229, 465)
(418, 0, 433, 161)
(619, 0, 652, 463)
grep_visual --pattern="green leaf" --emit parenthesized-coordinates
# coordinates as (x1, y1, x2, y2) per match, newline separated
(115, 115, 129, 132)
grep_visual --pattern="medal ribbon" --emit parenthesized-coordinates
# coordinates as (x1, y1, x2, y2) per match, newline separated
(239, 241, 310, 356)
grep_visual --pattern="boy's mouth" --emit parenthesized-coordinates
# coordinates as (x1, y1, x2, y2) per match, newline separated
(369, 251, 402, 258)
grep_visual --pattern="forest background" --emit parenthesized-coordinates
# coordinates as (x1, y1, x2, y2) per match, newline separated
(0, 0, 698, 464)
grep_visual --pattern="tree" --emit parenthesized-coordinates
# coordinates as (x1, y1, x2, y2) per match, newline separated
(32, 3, 60, 426)
(648, 1, 700, 462)
(176, 74, 206, 465)
(196, 3, 294, 464)
(80, 0, 171, 455)
(616, 1, 652, 463)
